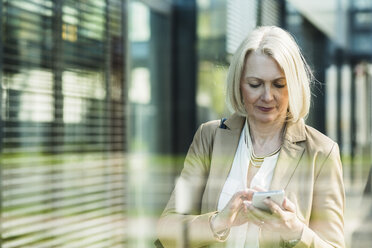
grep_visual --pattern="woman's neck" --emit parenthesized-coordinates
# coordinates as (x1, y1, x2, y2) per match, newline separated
(248, 118, 286, 156)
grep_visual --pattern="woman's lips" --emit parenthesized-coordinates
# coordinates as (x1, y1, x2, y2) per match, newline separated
(258, 106, 274, 112)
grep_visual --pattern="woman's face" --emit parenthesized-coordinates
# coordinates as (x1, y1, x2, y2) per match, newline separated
(240, 51, 289, 125)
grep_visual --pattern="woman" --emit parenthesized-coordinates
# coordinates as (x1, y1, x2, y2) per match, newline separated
(157, 26, 345, 248)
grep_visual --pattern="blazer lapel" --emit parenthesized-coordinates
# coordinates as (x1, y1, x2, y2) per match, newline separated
(269, 120, 306, 190)
(269, 140, 304, 190)
(204, 114, 245, 212)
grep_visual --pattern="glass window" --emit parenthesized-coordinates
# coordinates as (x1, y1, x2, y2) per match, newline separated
(352, 0, 372, 9)
(1, 0, 127, 247)
(354, 11, 372, 28)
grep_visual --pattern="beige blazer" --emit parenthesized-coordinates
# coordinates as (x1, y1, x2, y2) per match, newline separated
(157, 113, 345, 248)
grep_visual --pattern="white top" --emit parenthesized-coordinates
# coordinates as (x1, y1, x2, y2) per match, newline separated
(217, 121, 280, 248)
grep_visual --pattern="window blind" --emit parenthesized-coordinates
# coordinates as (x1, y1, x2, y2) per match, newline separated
(260, 0, 281, 26)
(1, 0, 127, 247)
(226, 0, 256, 54)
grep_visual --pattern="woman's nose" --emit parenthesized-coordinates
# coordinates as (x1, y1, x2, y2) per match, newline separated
(262, 85, 274, 101)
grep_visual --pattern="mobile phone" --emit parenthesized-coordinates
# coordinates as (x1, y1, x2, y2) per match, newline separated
(252, 190, 285, 212)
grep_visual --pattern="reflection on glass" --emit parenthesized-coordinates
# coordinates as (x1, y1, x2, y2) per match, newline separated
(353, 0, 372, 9)
(1, 0, 127, 246)
(341, 65, 352, 157)
(3, 70, 53, 122)
(197, 61, 227, 117)
(63, 97, 86, 123)
(10, 0, 53, 16)
(226, 0, 256, 54)
(325, 65, 337, 141)
(62, 70, 105, 99)
(352, 33, 372, 53)
(62, 70, 106, 124)
(197, 0, 229, 122)
(129, 1, 150, 42)
(19, 92, 54, 122)
(129, 67, 151, 104)
(63, 5, 78, 24)
(62, 24, 78, 42)
(355, 12, 372, 26)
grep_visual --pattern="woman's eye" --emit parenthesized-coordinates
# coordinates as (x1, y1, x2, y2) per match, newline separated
(274, 79, 286, 88)
(248, 83, 260, 88)
(274, 83, 285, 88)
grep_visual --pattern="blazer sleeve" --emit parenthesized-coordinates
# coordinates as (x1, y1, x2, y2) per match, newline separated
(295, 143, 345, 248)
(157, 122, 222, 248)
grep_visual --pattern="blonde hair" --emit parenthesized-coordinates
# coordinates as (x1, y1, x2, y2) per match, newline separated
(226, 26, 312, 123)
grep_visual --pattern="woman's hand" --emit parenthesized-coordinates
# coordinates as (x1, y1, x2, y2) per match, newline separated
(212, 189, 255, 232)
(245, 196, 304, 241)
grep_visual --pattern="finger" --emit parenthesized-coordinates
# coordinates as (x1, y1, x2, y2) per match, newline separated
(246, 206, 272, 228)
(245, 206, 263, 224)
(233, 190, 253, 200)
(237, 205, 250, 221)
(282, 197, 296, 213)
(253, 185, 266, 192)
(243, 188, 256, 201)
(263, 198, 284, 217)
(243, 200, 250, 208)
(232, 196, 253, 211)
(231, 189, 255, 203)
(232, 190, 246, 198)
(229, 191, 249, 207)
(247, 203, 273, 222)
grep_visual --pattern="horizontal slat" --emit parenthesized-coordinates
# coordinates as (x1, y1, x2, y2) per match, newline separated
(3, 214, 126, 248)
(2, 134, 111, 144)
(3, 204, 124, 233)
(2, 180, 124, 207)
(2, 122, 124, 133)
(5, 8, 112, 37)
(2, 152, 125, 167)
(8, 0, 53, 13)
(47, 216, 126, 248)
(2, 71, 53, 91)
(3, 166, 124, 182)
(3, 193, 125, 221)
(57, 220, 126, 248)
(3, 194, 125, 227)
(2, 143, 123, 154)
(4, 18, 53, 35)
(3, 48, 106, 68)
(3, 181, 125, 206)
(3, 206, 125, 231)
(3, 136, 124, 147)
(2, 113, 124, 124)
(4, 209, 126, 241)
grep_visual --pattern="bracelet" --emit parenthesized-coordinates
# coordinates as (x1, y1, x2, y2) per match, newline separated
(209, 212, 230, 241)
(282, 238, 300, 248)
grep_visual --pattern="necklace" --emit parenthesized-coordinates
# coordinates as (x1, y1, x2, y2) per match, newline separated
(244, 120, 285, 168)
(250, 146, 281, 168)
